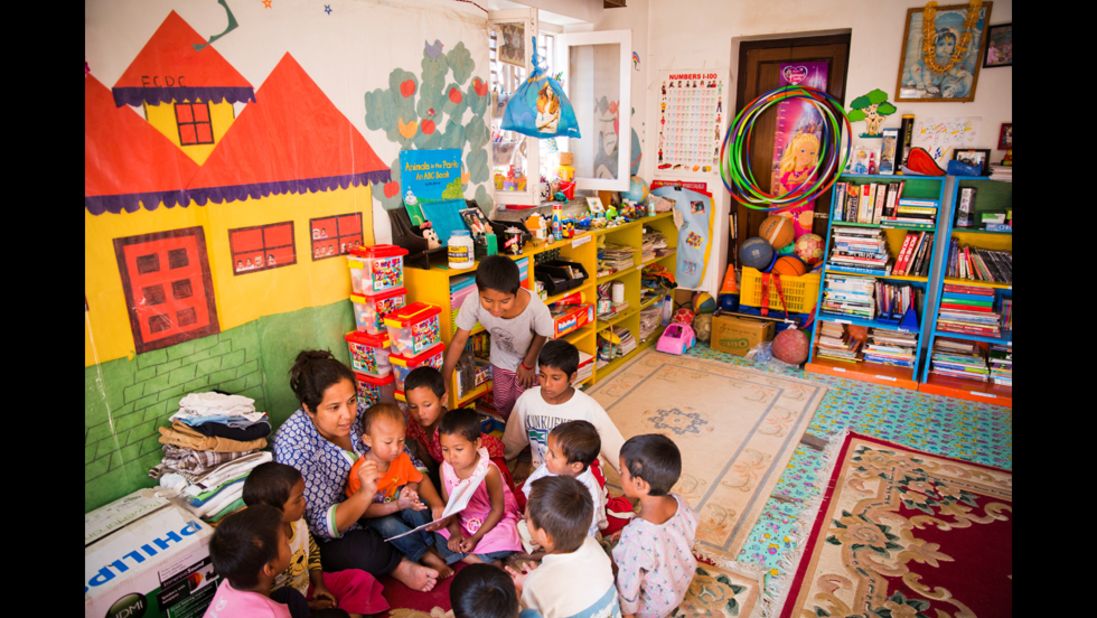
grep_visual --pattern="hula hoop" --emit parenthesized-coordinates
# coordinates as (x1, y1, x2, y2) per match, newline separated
(720, 85, 851, 212)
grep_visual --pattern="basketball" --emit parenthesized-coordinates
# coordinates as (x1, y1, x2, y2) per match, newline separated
(759, 216, 795, 249)
(739, 237, 775, 270)
(771, 256, 808, 277)
(794, 233, 824, 266)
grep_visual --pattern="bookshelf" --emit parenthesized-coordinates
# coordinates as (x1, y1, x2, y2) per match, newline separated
(918, 176, 1012, 407)
(805, 174, 949, 390)
(404, 212, 677, 409)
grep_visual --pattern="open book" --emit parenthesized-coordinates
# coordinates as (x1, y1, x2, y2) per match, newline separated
(382, 461, 489, 542)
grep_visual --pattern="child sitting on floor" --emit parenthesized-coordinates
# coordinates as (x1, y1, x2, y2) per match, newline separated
(508, 476, 621, 617)
(520, 420, 607, 548)
(243, 462, 388, 618)
(503, 339, 625, 479)
(205, 504, 295, 618)
(612, 434, 697, 618)
(346, 403, 456, 578)
(450, 563, 527, 618)
(435, 408, 523, 565)
(403, 367, 520, 504)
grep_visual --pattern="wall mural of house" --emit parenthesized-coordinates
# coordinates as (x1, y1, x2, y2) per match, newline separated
(83, 7, 444, 511)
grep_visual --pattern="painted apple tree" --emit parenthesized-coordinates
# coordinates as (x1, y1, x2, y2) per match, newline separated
(364, 40, 492, 211)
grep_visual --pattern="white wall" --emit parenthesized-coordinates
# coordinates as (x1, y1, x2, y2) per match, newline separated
(595, 0, 1012, 295)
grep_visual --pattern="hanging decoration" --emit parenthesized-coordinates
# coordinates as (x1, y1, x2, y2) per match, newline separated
(719, 85, 850, 212)
(501, 36, 581, 139)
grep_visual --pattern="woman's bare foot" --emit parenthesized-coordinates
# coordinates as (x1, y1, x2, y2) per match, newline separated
(422, 549, 455, 578)
(392, 558, 439, 591)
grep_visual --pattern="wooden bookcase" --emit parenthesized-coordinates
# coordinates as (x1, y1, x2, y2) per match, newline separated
(917, 176, 1012, 407)
(404, 212, 678, 409)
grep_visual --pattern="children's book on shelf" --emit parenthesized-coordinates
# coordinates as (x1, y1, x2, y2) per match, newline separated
(946, 239, 1012, 283)
(930, 339, 989, 382)
(816, 321, 864, 363)
(828, 227, 890, 276)
(832, 181, 910, 225)
(862, 328, 917, 368)
(822, 274, 875, 319)
(988, 344, 1012, 386)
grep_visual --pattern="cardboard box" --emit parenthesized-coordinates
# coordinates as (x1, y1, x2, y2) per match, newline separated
(85, 490, 218, 618)
(550, 303, 594, 338)
(710, 314, 775, 356)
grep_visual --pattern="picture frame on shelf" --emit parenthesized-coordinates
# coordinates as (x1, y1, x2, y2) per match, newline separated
(952, 148, 991, 176)
(895, 2, 993, 102)
(984, 23, 1012, 67)
(586, 196, 605, 215)
(997, 123, 1012, 150)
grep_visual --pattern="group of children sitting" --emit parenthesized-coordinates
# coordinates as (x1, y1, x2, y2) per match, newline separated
(204, 256, 699, 618)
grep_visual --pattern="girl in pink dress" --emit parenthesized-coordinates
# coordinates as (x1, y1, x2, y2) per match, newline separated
(434, 409, 522, 564)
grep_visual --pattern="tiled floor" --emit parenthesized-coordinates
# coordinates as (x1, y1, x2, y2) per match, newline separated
(685, 343, 1013, 587)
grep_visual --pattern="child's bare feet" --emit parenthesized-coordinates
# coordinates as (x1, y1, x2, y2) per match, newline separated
(392, 558, 439, 591)
(460, 553, 485, 565)
(421, 549, 455, 578)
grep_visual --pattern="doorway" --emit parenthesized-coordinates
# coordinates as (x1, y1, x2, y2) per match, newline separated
(729, 33, 850, 266)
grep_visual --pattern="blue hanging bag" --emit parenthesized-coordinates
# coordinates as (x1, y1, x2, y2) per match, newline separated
(501, 37, 581, 139)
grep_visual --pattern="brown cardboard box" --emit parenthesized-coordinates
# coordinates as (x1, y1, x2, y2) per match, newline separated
(710, 314, 775, 356)
(673, 288, 694, 312)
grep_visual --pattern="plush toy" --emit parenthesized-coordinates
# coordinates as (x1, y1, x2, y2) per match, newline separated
(422, 228, 441, 250)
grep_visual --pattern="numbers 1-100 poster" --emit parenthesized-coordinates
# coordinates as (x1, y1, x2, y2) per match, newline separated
(656, 71, 725, 175)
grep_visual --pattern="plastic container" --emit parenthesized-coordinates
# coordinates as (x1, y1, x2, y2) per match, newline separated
(354, 371, 396, 408)
(351, 287, 407, 335)
(390, 342, 446, 398)
(344, 330, 392, 377)
(739, 267, 820, 313)
(347, 244, 409, 295)
(448, 230, 475, 271)
(384, 302, 443, 357)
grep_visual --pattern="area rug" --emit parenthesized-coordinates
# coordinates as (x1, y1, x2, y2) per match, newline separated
(673, 557, 764, 617)
(586, 348, 827, 562)
(770, 432, 1012, 618)
(380, 564, 463, 618)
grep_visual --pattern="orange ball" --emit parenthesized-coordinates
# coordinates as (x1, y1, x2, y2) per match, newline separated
(759, 215, 795, 249)
(771, 255, 808, 277)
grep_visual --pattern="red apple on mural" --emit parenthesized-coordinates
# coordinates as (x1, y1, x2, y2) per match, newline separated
(472, 77, 488, 97)
(400, 79, 416, 98)
(449, 87, 463, 104)
(421, 119, 436, 134)
(384, 181, 399, 198)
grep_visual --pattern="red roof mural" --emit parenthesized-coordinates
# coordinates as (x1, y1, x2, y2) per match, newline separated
(85, 75, 200, 215)
(112, 11, 255, 107)
(186, 53, 390, 205)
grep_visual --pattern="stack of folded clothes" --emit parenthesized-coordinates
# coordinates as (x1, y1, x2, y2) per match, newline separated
(150, 392, 273, 523)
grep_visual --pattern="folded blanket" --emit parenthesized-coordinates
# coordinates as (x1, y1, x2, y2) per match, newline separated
(158, 423, 267, 453)
(160, 445, 261, 474)
(185, 419, 271, 442)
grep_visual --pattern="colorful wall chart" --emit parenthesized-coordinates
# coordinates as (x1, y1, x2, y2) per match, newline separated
(656, 71, 725, 175)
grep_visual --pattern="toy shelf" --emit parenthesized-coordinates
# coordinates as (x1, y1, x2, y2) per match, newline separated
(806, 174, 949, 391)
(404, 212, 676, 407)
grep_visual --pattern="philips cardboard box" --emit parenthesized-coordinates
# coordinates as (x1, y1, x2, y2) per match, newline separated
(710, 314, 775, 356)
(85, 490, 218, 618)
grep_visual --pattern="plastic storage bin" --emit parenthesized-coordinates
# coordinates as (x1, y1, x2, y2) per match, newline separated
(351, 287, 407, 335)
(344, 330, 392, 377)
(354, 371, 396, 408)
(348, 244, 409, 295)
(391, 342, 446, 400)
(739, 267, 821, 313)
(384, 302, 443, 357)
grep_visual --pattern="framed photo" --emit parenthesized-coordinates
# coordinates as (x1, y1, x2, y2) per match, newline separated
(997, 123, 1012, 150)
(984, 23, 1012, 67)
(952, 148, 991, 175)
(896, 2, 993, 102)
(497, 22, 526, 67)
(586, 196, 605, 214)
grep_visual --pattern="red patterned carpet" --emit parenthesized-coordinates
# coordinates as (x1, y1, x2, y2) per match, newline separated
(775, 432, 1012, 618)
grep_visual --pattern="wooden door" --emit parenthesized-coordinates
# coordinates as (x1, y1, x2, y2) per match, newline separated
(731, 35, 850, 263)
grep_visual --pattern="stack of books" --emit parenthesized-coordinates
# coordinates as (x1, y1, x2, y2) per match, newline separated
(929, 339, 989, 382)
(988, 344, 1012, 387)
(946, 239, 1012, 283)
(598, 243, 635, 275)
(937, 284, 1001, 338)
(575, 351, 594, 383)
(641, 227, 670, 262)
(815, 321, 863, 363)
(822, 274, 876, 319)
(862, 328, 917, 368)
(828, 227, 890, 276)
(874, 281, 919, 322)
(1000, 298, 1013, 332)
(891, 231, 934, 277)
(832, 181, 904, 224)
(883, 197, 939, 228)
(989, 164, 1013, 182)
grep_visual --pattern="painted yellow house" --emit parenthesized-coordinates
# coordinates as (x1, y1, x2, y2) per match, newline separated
(85, 15, 392, 367)
(110, 11, 252, 166)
